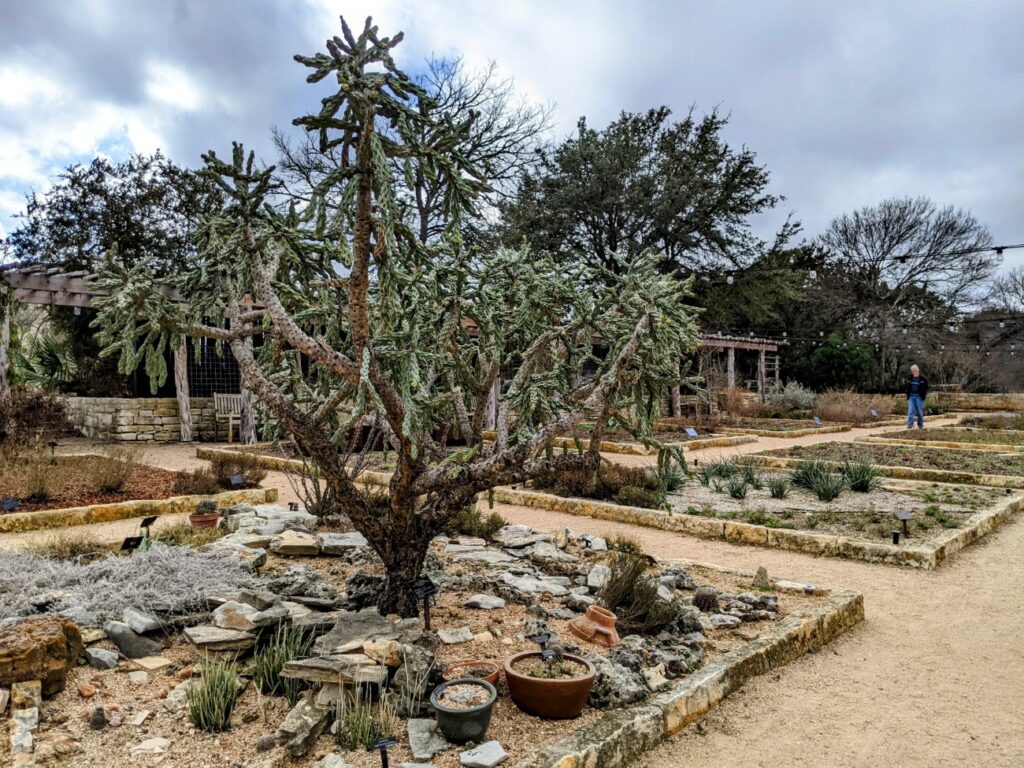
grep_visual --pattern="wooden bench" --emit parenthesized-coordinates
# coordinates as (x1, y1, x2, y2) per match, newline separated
(213, 393, 243, 443)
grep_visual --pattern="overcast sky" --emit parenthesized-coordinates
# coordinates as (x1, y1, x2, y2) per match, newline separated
(1, 0, 1021, 270)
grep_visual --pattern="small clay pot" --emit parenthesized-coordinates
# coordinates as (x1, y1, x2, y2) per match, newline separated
(442, 660, 501, 686)
(188, 513, 220, 529)
(503, 652, 595, 719)
(568, 605, 620, 648)
(430, 678, 497, 743)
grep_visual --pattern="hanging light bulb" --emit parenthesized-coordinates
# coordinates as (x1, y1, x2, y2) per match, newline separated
(808, 269, 817, 279)
(819, 331, 824, 337)
(999, 320, 1005, 328)
(726, 274, 734, 285)
(902, 328, 907, 335)
(782, 331, 787, 338)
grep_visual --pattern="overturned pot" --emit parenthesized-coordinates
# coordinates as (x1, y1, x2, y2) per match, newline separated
(503, 652, 595, 719)
(430, 678, 497, 743)
(568, 605, 620, 648)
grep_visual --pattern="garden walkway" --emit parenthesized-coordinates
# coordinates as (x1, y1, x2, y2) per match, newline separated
(4, 414, 1021, 767)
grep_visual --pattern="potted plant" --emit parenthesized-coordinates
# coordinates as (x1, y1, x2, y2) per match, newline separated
(430, 678, 497, 743)
(503, 650, 596, 719)
(189, 499, 220, 529)
(442, 660, 500, 686)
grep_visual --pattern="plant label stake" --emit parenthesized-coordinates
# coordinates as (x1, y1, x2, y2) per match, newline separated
(288, 501, 299, 512)
(373, 737, 397, 767)
(685, 427, 699, 438)
(1, 497, 18, 513)
(411, 576, 437, 630)
(139, 515, 158, 550)
(870, 409, 879, 418)
(895, 510, 912, 538)
(229, 473, 245, 488)
(530, 631, 562, 663)
(120, 536, 143, 552)
(813, 416, 822, 426)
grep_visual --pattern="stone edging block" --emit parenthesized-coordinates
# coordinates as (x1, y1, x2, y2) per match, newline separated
(752, 455, 1024, 489)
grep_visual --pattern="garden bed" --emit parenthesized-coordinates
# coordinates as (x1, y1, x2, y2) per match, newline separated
(958, 413, 1024, 431)
(863, 428, 1024, 452)
(4, 510, 859, 768)
(759, 443, 1024, 480)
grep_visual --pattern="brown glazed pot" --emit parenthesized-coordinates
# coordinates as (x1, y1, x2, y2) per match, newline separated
(442, 660, 501, 687)
(568, 605, 620, 648)
(503, 652, 596, 719)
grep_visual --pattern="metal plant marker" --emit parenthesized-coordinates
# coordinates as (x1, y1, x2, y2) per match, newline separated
(411, 576, 437, 630)
(685, 427, 699, 437)
(120, 536, 143, 552)
(229, 473, 245, 488)
(895, 510, 912, 537)
(373, 736, 397, 767)
(1, 497, 18, 512)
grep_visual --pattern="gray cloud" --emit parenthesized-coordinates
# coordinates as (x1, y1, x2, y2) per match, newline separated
(1, 0, 1021, 271)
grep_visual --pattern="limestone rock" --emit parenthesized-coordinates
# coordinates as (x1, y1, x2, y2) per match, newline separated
(275, 697, 330, 757)
(0, 617, 83, 697)
(318, 532, 369, 555)
(316, 755, 357, 768)
(526, 541, 577, 562)
(183, 625, 256, 652)
(0, 688, 8, 715)
(105, 621, 162, 660)
(464, 594, 506, 610)
(132, 656, 172, 671)
(11, 680, 42, 710)
(213, 601, 262, 631)
(270, 530, 321, 557)
(453, 549, 514, 565)
(236, 588, 278, 611)
(586, 654, 647, 709)
(363, 639, 402, 666)
(408, 718, 451, 760)
(586, 565, 611, 590)
(460, 740, 509, 767)
(642, 663, 671, 691)
(438, 627, 473, 645)
(281, 654, 387, 685)
(703, 613, 741, 630)
(500, 572, 568, 597)
(312, 609, 399, 654)
(128, 737, 170, 756)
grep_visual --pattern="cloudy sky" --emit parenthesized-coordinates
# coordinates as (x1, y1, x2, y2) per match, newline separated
(1, 0, 1022, 269)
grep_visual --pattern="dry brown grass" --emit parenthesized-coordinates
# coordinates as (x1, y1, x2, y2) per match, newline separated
(813, 389, 894, 423)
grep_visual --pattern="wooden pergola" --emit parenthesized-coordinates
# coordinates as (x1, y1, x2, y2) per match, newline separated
(0, 263, 255, 442)
(699, 332, 785, 400)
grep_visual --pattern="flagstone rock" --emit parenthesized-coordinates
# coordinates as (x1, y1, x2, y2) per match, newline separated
(84, 648, 119, 670)
(0, 617, 83, 697)
(500, 572, 569, 597)
(281, 654, 388, 685)
(236, 588, 278, 610)
(11, 680, 42, 710)
(105, 622, 162, 660)
(586, 565, 611, 590)
(316, 755, 357, 768)
(183, 625, 256, 652)
(0, 688, 9, 715)
(363, 639, 402, 666)
(454, 549, 515, 565)
(460, 740, 508, 767)
(213, 601, 261, 631)
(464, 594, 505, 610)
(703, 613, 742, 630)
(128, 737, 170, 756)
(313, 609, 399, 654)
(408, 717, 451, 760)
(438, 627, 473, 645)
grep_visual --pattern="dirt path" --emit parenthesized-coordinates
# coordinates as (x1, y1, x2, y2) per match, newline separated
(5, 417, 1022, 767)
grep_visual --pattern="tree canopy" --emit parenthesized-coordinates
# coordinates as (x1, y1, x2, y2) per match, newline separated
(93, 16, 700, 615)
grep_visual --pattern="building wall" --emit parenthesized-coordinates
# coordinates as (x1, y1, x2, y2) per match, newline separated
(62, 397, 219, 441)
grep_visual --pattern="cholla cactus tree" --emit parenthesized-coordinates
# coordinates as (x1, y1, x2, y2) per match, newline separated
(93, 17, 699, 615)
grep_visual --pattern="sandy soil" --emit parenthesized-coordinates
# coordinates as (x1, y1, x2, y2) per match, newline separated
(6, 414, 1022, 767)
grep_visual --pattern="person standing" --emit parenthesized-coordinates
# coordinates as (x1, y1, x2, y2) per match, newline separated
(906, 364, 928, 429)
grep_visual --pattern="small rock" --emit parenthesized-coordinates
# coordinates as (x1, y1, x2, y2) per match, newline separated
(122, 607, 162, 634)
(588, 536, 608, 551)
(0, 688, 8, 714)
(315, 755, 356, 768)
(460, 740, 509, 767)
(236, 588, 277, 611)
(438, 627, 474, 645)
(77, 684, 97, 698)
(80, 628, 107, 644)
(453, 549, 514, 565)
(13, 707, 39, 729)
(752, 566, 772, 590)
(473, 631, 494, 643)
(464, 594, 505, 610)
(586, 565, 611, 590)
(256, 734, 277, 752)
(362, 639, 402, 666)
(10, 725, 33, 754)
(703, 614, 742, 630)
(275, 697, 331, 757)
(132, 656, 172, 671)
(128, 671, 149, 683)
(128, 737, 170, 756)
(128, 710, 151, 726)
(547, 608, 576, 621)
(318, 531, 369, 555)
(84, 648, 119, 670)
(11, 681, 42, 710)
(213, 601, 262, 631)
(553, 526, 570, 549)
(105, 622, 163, 659)
(642, 663, 671, 692)
(90, 706, 108, 730)
(163, 680, 193, 713)
(408, 718, 451, 760)
(526, 541, 577, 562)
(183, 625, 256, 652)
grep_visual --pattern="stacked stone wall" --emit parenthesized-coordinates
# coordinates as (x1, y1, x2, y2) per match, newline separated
(62, 397, 217, 441)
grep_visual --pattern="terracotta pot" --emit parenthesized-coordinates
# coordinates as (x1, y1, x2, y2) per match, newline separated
(189, 513, 220, 529)
(503, 652, 595, 719)
(568, 605, 620, 648)
(442, 660, 501, 686)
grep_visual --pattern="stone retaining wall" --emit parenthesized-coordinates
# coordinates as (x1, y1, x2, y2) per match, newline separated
(718, 424, 851, 438)
(63, 396, 218, 442)
(515, 574, 864, 768)
(0, 487, 277, 534)
(931, 392, 1024, 411)
(859, 436, 1024, 453)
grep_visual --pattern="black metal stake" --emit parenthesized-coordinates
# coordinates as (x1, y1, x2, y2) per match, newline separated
(379, 745, 389, 768)
(423, 596, 431, 631)
(901, 518, 910, 537)
(892, 530, 900, 545)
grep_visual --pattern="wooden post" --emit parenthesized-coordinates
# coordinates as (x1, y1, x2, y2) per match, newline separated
(757, 349, 767, 402)
(173, 339, 192, 442)
(726, 346, 736, 389)
(237, 299, 257, 445)
(484, 376, 499, 431)
(0, 289, 11, 407)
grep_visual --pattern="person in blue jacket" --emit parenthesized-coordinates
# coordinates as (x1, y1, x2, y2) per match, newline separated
(905, 364, 928, 429)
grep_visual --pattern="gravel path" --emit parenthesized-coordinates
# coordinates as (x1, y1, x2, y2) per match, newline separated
(5, 414, 1021, 767)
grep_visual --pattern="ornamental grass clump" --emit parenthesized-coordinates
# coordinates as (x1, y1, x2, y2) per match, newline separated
(842, 459, 883, 493)
(335, 685, 399, 750)
(810, 470, 847, 502)
(727, 475, 749, 499)
(790, 459, 830, 490)
(766, 474, 790, 499)
(599, 553, 679, 635)
(251, 625, 313, 703)
(188, 660, 242, 732)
